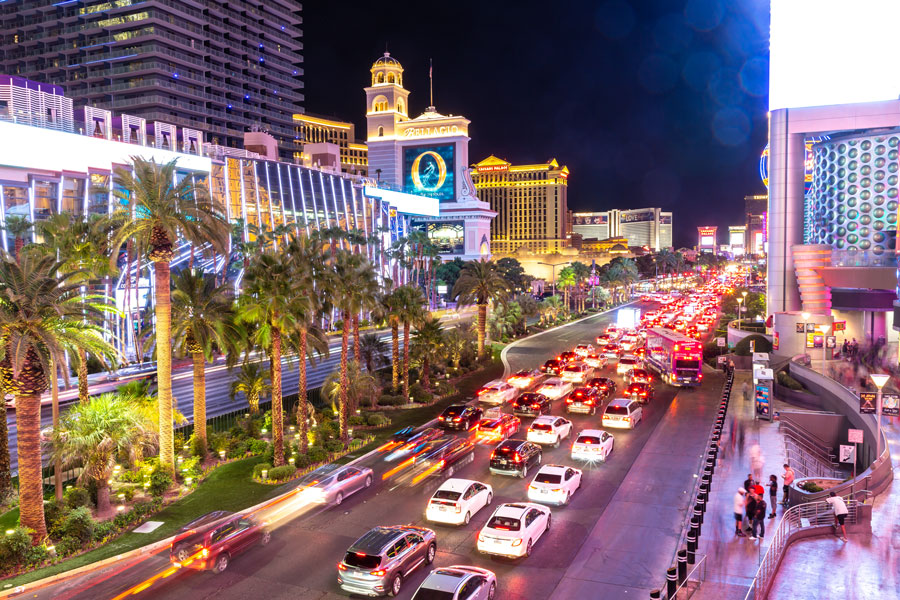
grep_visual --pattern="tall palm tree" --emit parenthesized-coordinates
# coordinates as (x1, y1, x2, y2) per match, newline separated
(51, 393, 154, 515)
(4, 216, 32, 262)
(0, 253, 116, 541)
(411, 315, 445, 391)
(452, 259, 509, 358)
(229, 361, 271, 415)
(347, 260, 379, 363)
(105, 157, 229, 472)
(394, 285, 426, 401)
(540, 295, 564, 324)
(570, 262, 591, 313)
(237, 252, 298, 467)
(375, 288, 403, 391)
(171, 269, 239, 456)
(557, 266, 576, 311)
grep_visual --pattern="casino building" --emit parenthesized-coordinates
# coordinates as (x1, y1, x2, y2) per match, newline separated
(571, 208, 672, 251)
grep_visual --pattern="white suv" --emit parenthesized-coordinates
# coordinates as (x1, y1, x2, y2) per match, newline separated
(425, 478, 493, 526)
(571, 429, 614, 462)
(476, 381, 518, 405)
(526, 416, 573, 448)
(602, 398, 643, 429)
(561, 363, 593, 384)
(527, 464, 582, 505)
(477, 502, 551, 559)
(616, 355, 641, 376)
(536, 377, 574, 400)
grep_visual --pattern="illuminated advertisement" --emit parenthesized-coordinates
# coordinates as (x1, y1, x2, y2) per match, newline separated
(700, 236, 715, 246)
(659, 214, 672, 225)
(574, 214, 607, 225)
(698, 226, 717, 248)
(620, 209, 655, 223)
(411, 219, 465, 254)
(403, 144, 455, 202)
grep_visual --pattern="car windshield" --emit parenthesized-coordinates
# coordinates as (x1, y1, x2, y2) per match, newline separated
(487, 516, 521, 531)
(577, 435, 602, 445)
(606, 405, 629, 415)
(412, 588, 455, 600)
(531, 423, 551, 431)
(432, 490, 461, 501)
(343, 552, 381, 569)
(535, 472, 562, 484)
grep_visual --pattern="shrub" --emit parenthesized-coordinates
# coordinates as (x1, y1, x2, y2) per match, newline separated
(179, 456, 202, 479)
(252, 462, 273, 479)
(120, 486, 137, 502)
(734, 334, 772, 356)
(226, 439, 249, 459)
(377, 394, 406, 407)
(92, 520, 115, 543)
(61, 507, 95, 543)
(324, 439, 344, 453)
(409, 383, 432, 403)
(54, 535, 83, 558)
(64, 486, 92, 510)
(320, 407, 335, 420)
(207, 432, 227, 454)
(148, 467, 173, 497)
(293, 453, 310, 469)
(118, 469, 144, 484)
(0, 527, 33, 568)
(348, 415, 367, 426)
(173, 431, 187, 453)
(44, 498, 68, 536)
(799, 480, 824, 493)
(267, 465, 297, 482)
(365, 413, 389, 427)
(247, 438, 270, 455)
(307, 446, 327, 463)
(190, 434, 206, 457)
(777, 370, 805, 391)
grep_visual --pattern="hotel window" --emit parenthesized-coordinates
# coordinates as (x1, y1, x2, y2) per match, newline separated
(33, 180, 58, 220)
(61, 177, 85, 215)
(2, 186, 29, 220)
(88, 174, 109, 215)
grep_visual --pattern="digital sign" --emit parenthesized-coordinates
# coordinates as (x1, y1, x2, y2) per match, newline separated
(574, 214, 607, 225)
(403, 145, 455, 202)
(411, 220, 465, 254)
(620, 210, 655, 223)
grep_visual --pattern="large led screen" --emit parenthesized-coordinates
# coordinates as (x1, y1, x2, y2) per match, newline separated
(412, 220, 465, 254)
(403, 145, 455, 202)
(770, 0, 900, 110)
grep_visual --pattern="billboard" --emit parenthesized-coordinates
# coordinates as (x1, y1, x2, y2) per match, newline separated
(411, 220, 465, 254)
(620, 209, 655, 223)
(403, 144, 455, 202)
(770, 1, 900, 110)
(573, 214, 608, 225)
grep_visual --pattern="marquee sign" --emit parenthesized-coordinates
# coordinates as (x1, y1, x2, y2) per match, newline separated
(403, 144, 456, 202)
(401, 124, 464, 138)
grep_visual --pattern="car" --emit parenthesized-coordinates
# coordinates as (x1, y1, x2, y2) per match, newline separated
(571, 429, 615, 462)
(561, 363, 593, 384)
(565, 387, 600, 415)
(556, 350, 579, 365)
(476, 414, 521, 444)
(540, 359, 563, 375)
(595, 334, 611, 346)
(170, 513, 270, 573)
(626, 382, 654, 404)
(527, 464, 583, 505)
(616, 355, 641, 376)
(602, 398, 644, 429)
(582, 353, 607, 369)
(507, 369, 544, 390)
(438, 405, 484, 431)
(526, 415, 573, 448)
(476, 380, 518, 405)
(338, 525, 437, 597)
(620, 335, 640, 352)
(410, 438, 477, 482)
(587, 377, 617, 398)
(624, 368, 652, 386)
(178, 510, 232, 533)
(601, 344, 621, 359)
(425, 478, 493, 526)
(512, 392, 552, 417)
(412, 565, 497, 600)
(294, 464, 375, 505)
(604, 325, 619, 337)
(573, 343, 594, 357)
(633, 346, 648, 360)
(384, 427, 444, 462)
(489, 439, 542, 478)
(535, 377, 574, 400)
(477, 502, 551, 559)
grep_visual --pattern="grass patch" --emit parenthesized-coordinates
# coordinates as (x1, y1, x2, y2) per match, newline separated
(3, 455, 284, 588)
(0, 506, 19, 530)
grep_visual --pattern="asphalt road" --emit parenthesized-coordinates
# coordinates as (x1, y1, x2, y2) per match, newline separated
(15, 301, 708, 600)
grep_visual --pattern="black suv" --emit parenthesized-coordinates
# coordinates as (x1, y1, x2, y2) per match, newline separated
(489, 439, 542, 478)
(417, 438, 476, 477)
(438, 404, 483, 431)
(587, 377, 617, 398)
(541, 359, 562, 375)
(565, 387, 600, 415)
(512, 393, 552, 417)
(338, 525, 437, 597)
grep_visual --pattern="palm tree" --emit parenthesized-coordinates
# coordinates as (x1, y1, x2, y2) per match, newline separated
(323, 360, 380, 412)
(237, 251, 298, 467)
(557, 266, 576, 311)
(489, 301, 522, 342)
(375, 288, 403, 391)
(655, 248, 677, 276)
(442, 328, 467, 370)
(452, 259, 509, 358)
(0, 253, 116, 541)
(359, 333, 388, 374)
(51, 394, 154, 515)
(4, 216, 32, 262)
(411, 315, 445, 391)
(116, 378, 184, 451)
(540, 295, 564, 324)
(570, 262, 591, 313)
(171, 269, 239, 456)
(105, 157, 229, 472)
(394, 285, 426, 401)
(230, 362, 271, 415)
(347, 259, 379, 363)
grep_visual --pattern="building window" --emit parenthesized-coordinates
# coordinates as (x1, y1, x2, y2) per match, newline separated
(377, 126, 384, 137)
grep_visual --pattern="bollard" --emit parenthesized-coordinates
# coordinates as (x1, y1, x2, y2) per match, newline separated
(706, 458, 715, 474)
(677, 549, 688, 585)
(694, 501, 704, 526)
(650, 590, 661, 600)
(696, 498, 706, 522)
(666, 566, 677, 598)
(691, 515, 701, 538)
(698, 483, 708, 502)
(686, 531, 697, 564)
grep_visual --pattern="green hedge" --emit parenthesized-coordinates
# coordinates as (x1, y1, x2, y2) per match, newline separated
(734, 334, 772, 356)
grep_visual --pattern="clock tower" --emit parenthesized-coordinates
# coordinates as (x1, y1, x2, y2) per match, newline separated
(364, 53, 410, 184)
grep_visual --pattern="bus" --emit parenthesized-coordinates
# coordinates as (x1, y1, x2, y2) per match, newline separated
(644, 328, 703, 387)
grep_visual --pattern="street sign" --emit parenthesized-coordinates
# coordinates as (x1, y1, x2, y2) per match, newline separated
(859, 392, 877, 414)
(716, 337, 726, 347)
(717, 355, 727, 365)
(839, 445, 856, 464)
(752, 352, 769, 362)
(883, 393, 900, 416)
(833, 321, 846, 332)
(848, 429, 864, 444)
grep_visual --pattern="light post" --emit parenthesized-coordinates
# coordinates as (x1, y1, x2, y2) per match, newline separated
(870, 373, 890, 459)
(736, 297, 743, 331)
(537, 261, 570, 297)
(819, 323, 831, 373)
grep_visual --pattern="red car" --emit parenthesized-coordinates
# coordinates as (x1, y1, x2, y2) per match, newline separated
(170, 513, 270, 573)
(476, 414, 521, 444)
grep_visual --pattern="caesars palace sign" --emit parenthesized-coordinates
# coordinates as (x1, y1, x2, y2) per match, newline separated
(401, 124, 465, 138)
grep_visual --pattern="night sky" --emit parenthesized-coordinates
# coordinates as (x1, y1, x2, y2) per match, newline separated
(301, 0, 770, 249)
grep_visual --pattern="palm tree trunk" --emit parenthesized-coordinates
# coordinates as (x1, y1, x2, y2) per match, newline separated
(270, 329, 284, 467)
(154, 260, 175, 473)
(77, 348, 89, 404)
(297, 328, 308, 455)
(422, 355, 430, 391)
(339, 310, 350, 445)
(391, 318, 400, 392)
(402, 320, 411, 401)
(353, 314, 361, 363)
(50, 358, 62, 501)
(15, 393, 47, 541)
(477, 303, 487, 357)
(192, 350, 207, 456)
(0, 403, 10, 503)
(14, 236, 23, 263)
(95, 478, 111, 516)
(249, 391, 259, 415)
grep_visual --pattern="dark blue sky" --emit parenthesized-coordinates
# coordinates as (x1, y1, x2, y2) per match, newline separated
(302, 0, 770, 248)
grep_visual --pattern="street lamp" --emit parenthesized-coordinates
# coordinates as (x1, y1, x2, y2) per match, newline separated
(736, 297, 743, 331)
(536, 261, 570, 297)
(819, 323, 831, 372)
(870, 373, 890, 458)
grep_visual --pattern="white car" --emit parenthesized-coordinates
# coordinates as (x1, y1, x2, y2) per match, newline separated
(602, 398, 643, 429)
(573, 344, 594, 357)
(571, 429, 615, 462)
(616, 355, 641, 376)
(620, 335, 639, 352)
(476, 380, 518, 405)
(412, 566, 497, 600)
(560, 363, 593, 384)
(477, 502, 551, 558)
(526, 415, 573, 447)
(536, 377, 574, 400)
(425, 478, 493, 526)
(527, 464, 583, 505)
(507, 369, 544, 390)
(582, 353, 607, 369)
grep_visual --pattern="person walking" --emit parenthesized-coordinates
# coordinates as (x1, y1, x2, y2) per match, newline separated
(742, 380, 750, 403)
(733, 488, 747, 537)
(751, 493, 767, 540)
(768, 475, 778, 518)
(750, 444, 765, 482)
(782, 464, 795, 505)
(826, 492, 849, 542)
(744, 490, 757, 533)
(728, 358, 735, 374)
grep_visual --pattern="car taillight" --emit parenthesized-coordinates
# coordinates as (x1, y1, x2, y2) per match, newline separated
(338, 563, 348, 571)
(624, 416, 631, 422)
(511, 539, 523, 547)
(565, 397, 573, 403)
(453, 417, 461, 422)
(455, 503, 462, 513)
(585, 400, 593, 405)
(551, 488, 561, 493)
(513, 453, 521, 462)
(532, 403, 541, 409)
(200, 548, 209, 558)
(370, 569, 387, 577)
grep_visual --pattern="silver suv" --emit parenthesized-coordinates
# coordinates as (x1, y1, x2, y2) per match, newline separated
(338, 525, 437, 597)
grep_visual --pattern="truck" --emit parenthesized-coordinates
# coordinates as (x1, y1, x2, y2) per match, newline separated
(644, 327, 703, 387)
(616, 307, 641, 331)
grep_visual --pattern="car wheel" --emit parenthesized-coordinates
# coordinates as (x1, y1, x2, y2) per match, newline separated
(365, 475, 372, 488)
(425, 542, 436, 564)
(260, 530, 271, 546)
(176, 548, 190, 562)
(565, 492, 571, 505)
(487, 582, 497, 600)
(213, 553, 229, 574)
(525, 539, 533, 558)
(546, 514, 552, 531)
(553, 436, 559, 449)
(486, 492, 493, 505)
(388, 574, 403, 597)
(464, 511, 471, 525)
(335, 491, 343, 506)
(520, 465, 528, 479)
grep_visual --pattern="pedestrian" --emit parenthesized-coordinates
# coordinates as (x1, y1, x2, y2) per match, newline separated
(842, 339, 849, 357)
(737, 420, 746, 458)
(744, 473, 755, 493)
(722, 357, 728, 374)
(742, 380, 750, 402)
(782, 464, 794, 505)
(768, 475, 778, 518)
(733, 488, 747, 537)
(826, 491, 849, 542)
(751, 493, 767, 540)
(728, 358, 735, 374)
(750, 444, 765, 482)
(744, 490, 757, 533)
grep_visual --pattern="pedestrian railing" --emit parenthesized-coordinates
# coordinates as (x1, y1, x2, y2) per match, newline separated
(779, 419, 843, 479)
(668, 554, 708, 599)
(743, 497, 864, 600)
